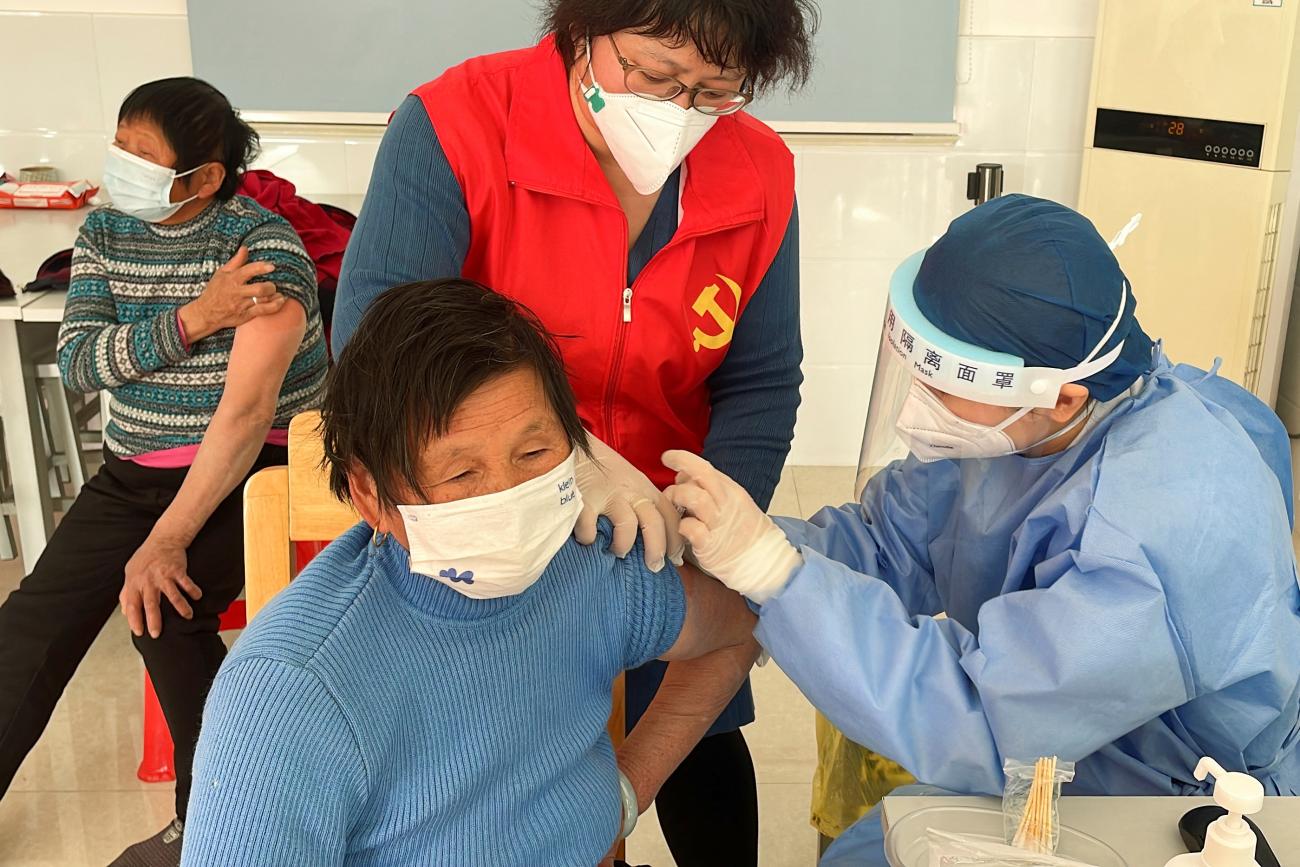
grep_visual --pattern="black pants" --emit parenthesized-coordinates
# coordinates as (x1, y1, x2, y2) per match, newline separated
(0, 445, 285, 817)
(655, 729, 759, 866)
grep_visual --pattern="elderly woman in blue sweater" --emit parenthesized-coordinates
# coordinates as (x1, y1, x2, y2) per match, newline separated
(182, 278, 760, 866)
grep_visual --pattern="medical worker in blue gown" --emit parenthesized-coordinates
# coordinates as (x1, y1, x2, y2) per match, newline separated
(664, 195, 1300, 864)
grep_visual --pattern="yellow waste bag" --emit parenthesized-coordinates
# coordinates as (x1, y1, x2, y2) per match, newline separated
(810, 712, 916, 839)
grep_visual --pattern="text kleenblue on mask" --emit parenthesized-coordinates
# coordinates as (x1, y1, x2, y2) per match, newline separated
(396, 453, 584, 599)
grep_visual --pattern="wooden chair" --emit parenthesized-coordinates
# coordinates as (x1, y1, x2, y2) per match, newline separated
(243, 412, 359, 618)
(242, 413, 628, 842)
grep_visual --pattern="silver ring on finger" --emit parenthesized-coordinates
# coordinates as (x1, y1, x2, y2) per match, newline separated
(251, 295, 260, 305)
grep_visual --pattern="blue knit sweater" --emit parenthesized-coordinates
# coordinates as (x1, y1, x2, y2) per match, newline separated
(183, 522, 685, 866)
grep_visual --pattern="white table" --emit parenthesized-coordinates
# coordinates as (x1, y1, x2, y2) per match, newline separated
(0, 207, 85, 292)
(0, 208, 85, 570)
(0, 292, 58, 570)
(882, 795, 1300, 864)
(20, 290, 67, 323)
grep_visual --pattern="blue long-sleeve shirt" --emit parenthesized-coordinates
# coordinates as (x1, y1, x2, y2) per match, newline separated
(333, 95, 801, 511)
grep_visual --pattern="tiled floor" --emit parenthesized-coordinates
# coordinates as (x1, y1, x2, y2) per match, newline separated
(0, 467, 857, 867)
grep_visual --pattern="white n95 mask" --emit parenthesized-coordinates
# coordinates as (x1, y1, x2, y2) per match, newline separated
(895, 381, 1028, 462)
(581, 37, 717, 195)
(102, 144, 204, 223)
(895, 380, 1093, 463)
(396, 453, 583, 599)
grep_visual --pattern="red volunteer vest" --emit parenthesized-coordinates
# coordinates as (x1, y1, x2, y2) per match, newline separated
(414, 38, 795, 487)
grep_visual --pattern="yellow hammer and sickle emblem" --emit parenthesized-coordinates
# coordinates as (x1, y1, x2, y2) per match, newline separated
(692, 274, 742, 352)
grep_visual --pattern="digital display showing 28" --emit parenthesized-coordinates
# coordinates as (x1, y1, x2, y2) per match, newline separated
(1094, 108, 1264, 168)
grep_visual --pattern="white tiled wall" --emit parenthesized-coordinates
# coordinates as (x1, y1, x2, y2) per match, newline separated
(0, 3, 192, 182)
(0, 0, 1101, 466)
(790, 0, 1098, 464)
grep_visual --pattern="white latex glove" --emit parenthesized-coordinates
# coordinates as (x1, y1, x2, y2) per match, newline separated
(574, 433, 684, 572)
(662, 450, 802, 604)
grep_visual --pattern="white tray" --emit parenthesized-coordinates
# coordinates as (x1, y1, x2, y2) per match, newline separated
(885, 805, 1128, 866)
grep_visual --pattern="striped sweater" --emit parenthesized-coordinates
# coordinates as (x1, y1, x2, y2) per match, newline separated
(58, 196, 328, 457)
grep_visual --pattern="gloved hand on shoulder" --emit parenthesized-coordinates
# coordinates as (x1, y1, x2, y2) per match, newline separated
(574, 433, 684, 572)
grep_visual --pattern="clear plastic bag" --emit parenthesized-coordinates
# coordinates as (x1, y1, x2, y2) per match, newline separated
(1002, 757, 1076, 854)
(926, 828, 1101, 866)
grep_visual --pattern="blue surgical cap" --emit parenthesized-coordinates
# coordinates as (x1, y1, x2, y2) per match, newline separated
(913, 194, 1155, 402)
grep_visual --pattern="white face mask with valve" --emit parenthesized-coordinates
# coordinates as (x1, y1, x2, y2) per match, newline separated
(395, 453, 583, 599)
(579, 36, 717, 195)
(102, 144, 205, 223)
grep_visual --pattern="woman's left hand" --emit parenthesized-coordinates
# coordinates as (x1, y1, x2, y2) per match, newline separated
(121, 534, 202, 639)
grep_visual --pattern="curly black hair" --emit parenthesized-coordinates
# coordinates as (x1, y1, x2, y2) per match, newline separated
(118, 77, 258, 201)
(545, 0, 820, 93)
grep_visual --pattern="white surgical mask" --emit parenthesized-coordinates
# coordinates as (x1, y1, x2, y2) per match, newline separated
(396, 453, 583, 599)
(102, 144, 204, 223)
(580, 36, 717, 195)
(895, 381, 1093, 463)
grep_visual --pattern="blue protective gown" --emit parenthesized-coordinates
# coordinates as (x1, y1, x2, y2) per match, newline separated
(760, 354, 1300, 863)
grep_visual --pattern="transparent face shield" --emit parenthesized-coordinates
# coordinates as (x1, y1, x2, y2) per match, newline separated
(855, 248, 1130, 494)
(856, 333, 913, 497)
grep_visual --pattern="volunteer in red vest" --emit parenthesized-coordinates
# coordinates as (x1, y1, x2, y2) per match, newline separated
(332, 2, 815, 862)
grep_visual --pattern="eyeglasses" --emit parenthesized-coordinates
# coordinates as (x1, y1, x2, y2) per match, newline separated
(605, 35, 752, 116)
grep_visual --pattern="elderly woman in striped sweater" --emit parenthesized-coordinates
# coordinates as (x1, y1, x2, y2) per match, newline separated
(0, 76, 327, 866)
